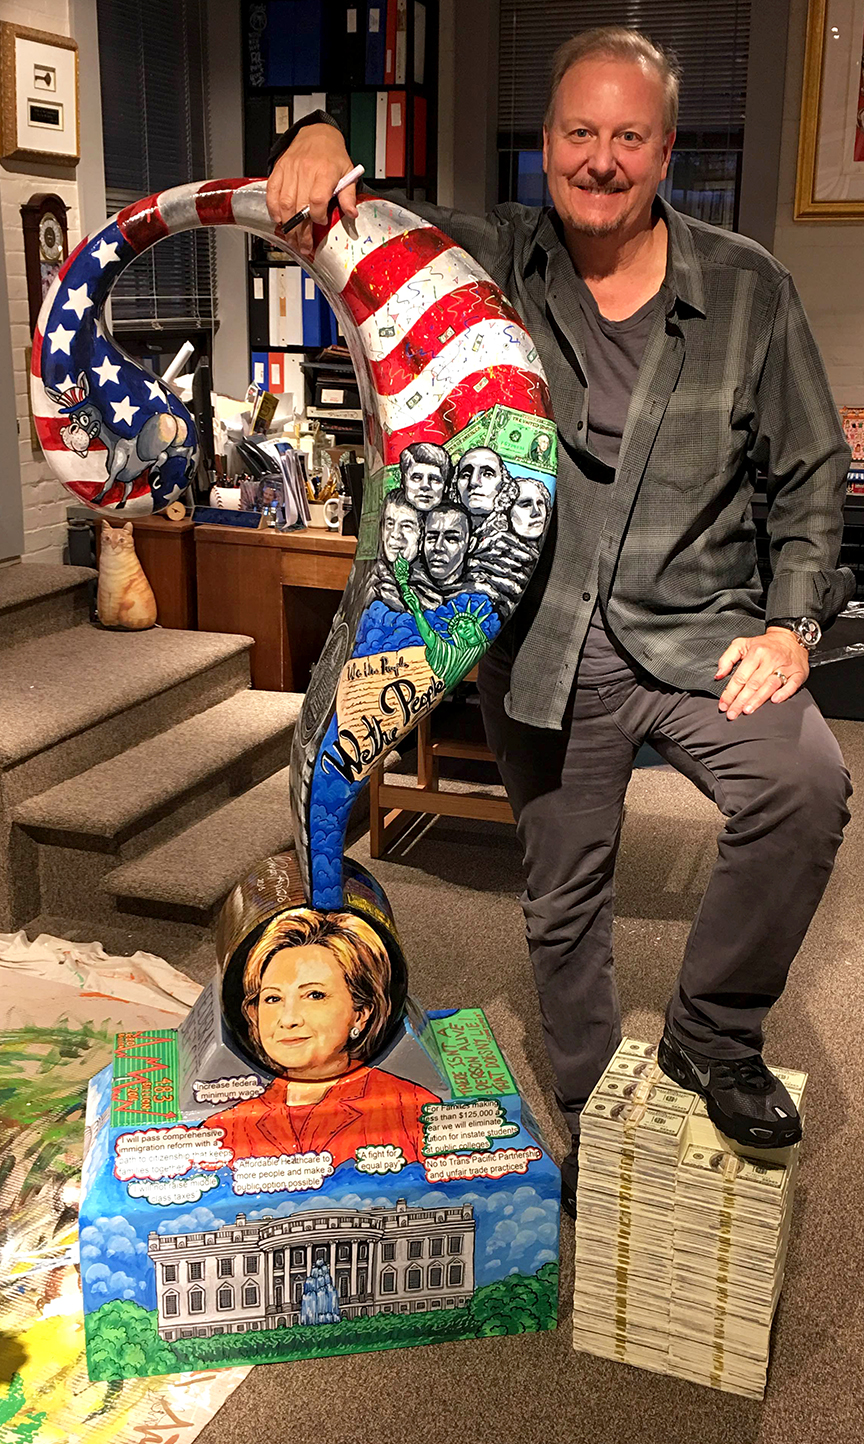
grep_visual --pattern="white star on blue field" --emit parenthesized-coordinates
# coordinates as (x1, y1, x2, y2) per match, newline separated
(39, 219, 191, 443)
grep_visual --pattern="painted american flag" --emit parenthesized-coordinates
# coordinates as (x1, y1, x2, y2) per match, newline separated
(31, 180, 552, 516)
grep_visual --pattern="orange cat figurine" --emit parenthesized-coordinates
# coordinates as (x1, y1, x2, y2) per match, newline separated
(97, 521, 157, 629)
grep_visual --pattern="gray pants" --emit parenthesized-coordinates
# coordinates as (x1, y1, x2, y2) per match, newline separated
(477, 640, 852, 1138)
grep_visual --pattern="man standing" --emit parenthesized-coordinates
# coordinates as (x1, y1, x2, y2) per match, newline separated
(268, 27, 853, 1217)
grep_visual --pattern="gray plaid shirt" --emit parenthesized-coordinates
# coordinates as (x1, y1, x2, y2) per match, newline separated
(270, 119, 854, 730)
(405, 194, 853, 728)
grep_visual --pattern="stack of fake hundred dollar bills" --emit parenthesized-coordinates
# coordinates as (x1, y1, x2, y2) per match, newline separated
(572, 1038, 806, 1399)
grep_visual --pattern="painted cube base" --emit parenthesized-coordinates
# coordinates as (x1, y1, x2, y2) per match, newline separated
(572, 1038, 806, 1400)
(80, 998, 560, 1380)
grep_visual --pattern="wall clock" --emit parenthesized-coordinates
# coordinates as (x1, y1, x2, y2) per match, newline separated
(21, 192, 69, 335)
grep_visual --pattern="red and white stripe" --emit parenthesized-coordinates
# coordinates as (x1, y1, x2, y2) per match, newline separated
(32, 178, 553, 511)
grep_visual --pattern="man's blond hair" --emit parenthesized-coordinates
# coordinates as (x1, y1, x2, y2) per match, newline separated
(544, 26, 682, 134)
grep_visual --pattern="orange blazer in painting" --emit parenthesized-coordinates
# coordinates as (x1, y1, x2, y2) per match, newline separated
(201, 1065, 441, 1171)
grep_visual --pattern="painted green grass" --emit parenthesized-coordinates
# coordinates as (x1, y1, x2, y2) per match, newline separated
(85, 1263, 559, 1379)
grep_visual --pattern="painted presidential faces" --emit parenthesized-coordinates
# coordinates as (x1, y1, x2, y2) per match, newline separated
(381, 495, 422, 563)
(242, 910, 391, 1081)
(400, 443, 452, 512)
(542, 55, 674, 241)
(455, 448, 504, 517)
(423, 505, 474, 584)
(404, 462, 446, 511)
(510, 479, 550, 540)
(373, 440, 548, 614)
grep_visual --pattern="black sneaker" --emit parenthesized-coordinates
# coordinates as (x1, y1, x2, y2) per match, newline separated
(561, 1143, 579, 1219)
(657, 1029, 802, 1149)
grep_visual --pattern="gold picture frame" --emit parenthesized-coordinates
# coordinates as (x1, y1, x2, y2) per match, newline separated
(0, 23, 79, 167)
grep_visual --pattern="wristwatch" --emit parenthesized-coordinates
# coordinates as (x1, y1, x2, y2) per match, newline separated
(767, 617, 822, 650)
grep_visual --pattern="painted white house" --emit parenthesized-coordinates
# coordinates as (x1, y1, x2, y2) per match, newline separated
(148, 1197, 476, 1340)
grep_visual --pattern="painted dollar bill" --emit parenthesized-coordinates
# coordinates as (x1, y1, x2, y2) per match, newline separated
(443, 409, 492, 461)
(485, 403, 557, 474)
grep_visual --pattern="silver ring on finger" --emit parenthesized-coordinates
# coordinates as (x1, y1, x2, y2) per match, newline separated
(773, 669, 788, 687)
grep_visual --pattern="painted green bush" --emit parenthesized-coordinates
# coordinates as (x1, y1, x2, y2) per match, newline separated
(85, 1299, 181, 1380)
(85, 1263, 559, 1379)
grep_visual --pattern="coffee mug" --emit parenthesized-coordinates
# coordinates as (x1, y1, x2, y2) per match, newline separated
(323, 496, 351, 531)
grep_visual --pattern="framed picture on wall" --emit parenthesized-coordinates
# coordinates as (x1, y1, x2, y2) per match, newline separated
(795, 0, 864, 218)
(0, 23, 79, 167)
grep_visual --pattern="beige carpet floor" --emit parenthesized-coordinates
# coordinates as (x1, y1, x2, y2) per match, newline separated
(94, 721, 864, 1443)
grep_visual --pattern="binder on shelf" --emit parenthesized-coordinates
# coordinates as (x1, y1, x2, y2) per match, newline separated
(245, 95, 273, 176)
(294, 0, 324, 86)
(273, 100, 292, 137)
(301, 275, 339, 348)
(365, 1, 386, 84)
(385, 0, 398, 83)
(414, 1, 426, 84)
(413, 93, 427, 176)
(248, 268, 270, 350)
(263, 1, 292, 86)
(375, 90, 388, 178)
(350, 90, 377, 175)
(268, 264, 304, 347)
(292, 91, 327, 124)
(268, 354, 285, 393)
(333, 0, 366, 85)
(313, 375, 360, 409)
(265, 0, 322, 88)
(394, 0, 407, 84)
(251, 353, 270, 391)
(386, 90, 406, 178)
(326, 91, 350, 140)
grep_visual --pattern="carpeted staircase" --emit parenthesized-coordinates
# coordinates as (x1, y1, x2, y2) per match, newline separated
(1, 561, 305, 933)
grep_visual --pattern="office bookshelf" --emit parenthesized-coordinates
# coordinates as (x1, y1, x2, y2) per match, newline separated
(241, 0, 439, 424)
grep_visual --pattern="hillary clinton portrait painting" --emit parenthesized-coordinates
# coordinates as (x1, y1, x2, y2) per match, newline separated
(204, 907, 439, 1170)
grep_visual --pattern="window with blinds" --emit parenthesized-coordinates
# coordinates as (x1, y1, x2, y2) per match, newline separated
(97, 0, 215, 332)
(498, 0, 751, 230)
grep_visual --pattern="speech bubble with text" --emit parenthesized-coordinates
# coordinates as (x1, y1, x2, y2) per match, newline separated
(354, 1144, 406, 1174)
(193, 1075, 265, 1106)
(127, 1173, 220, 1207)
(231, 1151, 334, 1195)
(421, 1099, 520, 1156)
(424, 1146, 542, 1185)
(114, 1124, 232, 1182)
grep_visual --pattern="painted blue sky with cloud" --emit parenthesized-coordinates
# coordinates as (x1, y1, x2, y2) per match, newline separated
(82, 1163, 558, 1312)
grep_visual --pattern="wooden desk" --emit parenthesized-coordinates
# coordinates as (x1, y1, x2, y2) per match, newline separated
(195, 524, 356, 691)
(94, 515, 197, 630)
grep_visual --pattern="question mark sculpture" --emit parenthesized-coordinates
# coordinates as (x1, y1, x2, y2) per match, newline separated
(36, 187, 562, 1378)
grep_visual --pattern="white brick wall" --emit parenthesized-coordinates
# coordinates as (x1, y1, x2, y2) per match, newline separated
(1, 0, 80, 563)
(773, 0, 864, 407)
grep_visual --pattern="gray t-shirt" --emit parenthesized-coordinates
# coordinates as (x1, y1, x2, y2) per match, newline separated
(574, 276, 667, 683)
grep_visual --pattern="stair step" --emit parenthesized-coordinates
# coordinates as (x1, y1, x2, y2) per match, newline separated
(0, 626, 253, 769)
(103, 766, 296, 920)
(0, 561, 95, 612)
(0, 562, 96, 648)
(15, 690, 303, 848)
